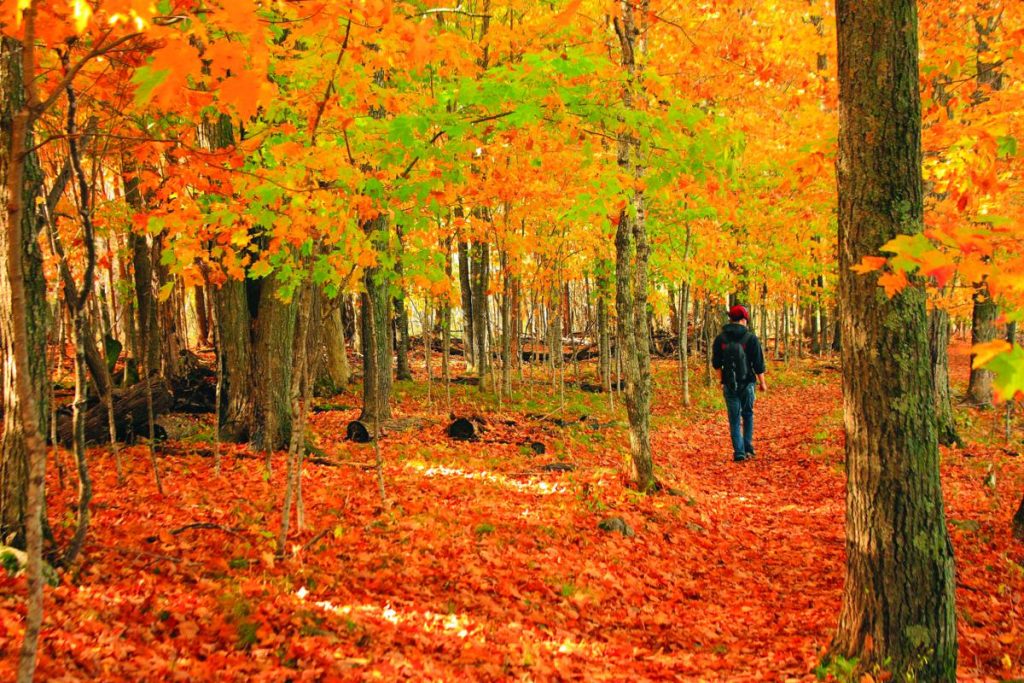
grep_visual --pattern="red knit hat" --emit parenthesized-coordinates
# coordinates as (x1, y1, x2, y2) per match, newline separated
(728, 305, 749, 322)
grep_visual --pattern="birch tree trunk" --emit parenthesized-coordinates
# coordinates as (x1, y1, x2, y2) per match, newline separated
(613, 0, 655, 492)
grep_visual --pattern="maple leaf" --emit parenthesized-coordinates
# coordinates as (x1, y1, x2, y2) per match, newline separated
(877, 270, 908, 298)
(850, 256, 887, 274)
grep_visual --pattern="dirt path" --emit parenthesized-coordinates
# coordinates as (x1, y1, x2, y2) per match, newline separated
(641, 380, 846, 680)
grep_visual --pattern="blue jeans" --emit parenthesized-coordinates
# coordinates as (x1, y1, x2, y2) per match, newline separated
(723, 383, 755, 458)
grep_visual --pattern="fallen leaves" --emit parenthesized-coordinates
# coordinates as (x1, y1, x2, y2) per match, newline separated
(0, 358, 1021, 680)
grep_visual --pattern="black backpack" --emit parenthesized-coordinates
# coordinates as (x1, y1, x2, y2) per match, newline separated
(722, 331, 751, 392)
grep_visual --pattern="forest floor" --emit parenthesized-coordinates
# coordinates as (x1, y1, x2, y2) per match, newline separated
(2, 344, 1023, 681)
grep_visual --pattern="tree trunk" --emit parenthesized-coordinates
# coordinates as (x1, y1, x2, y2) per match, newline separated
(195, 286, 211, 347)
(930, 308, 961, 446)
(2, 19, 50, 682)
(597, 273, 611, 389)
(0, 35, 48, 551)
(831, 1, 957, 679)
(250, 275, 297, 452)
(679, 282, 691, 407)
(966, 282, 997, 407)
(831, 304, 841, 351)
(472, 241, 490, 390)
(458, 239, 474, 369)
(153, 234, 183, 379)
(501, 250, 513, 398)
(393, 227, 412, 381)
(614, 0, 655, 492)
(195, 114, 255, 443)
(214, 279, 253, 442)
(316, 302, 350, 396)
(360, 215, 393, 426)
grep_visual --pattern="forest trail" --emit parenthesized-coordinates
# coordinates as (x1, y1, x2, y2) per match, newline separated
(1, 362, 1021, 682)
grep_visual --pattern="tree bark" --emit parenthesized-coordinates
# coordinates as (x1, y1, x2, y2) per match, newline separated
(195, 286, 211, 347)
(393, 227, 412, 381)
(316, 302, 351, 396)
(0, 35, 48, 551)
(472, 241, 490, 390)
(831, 1, 957, 679)
(930, 307, 961, 446)
(458, 239, 474, 369)
(250, 275, 297, 451)
(195, 115, 256, 443)
(214, 279, 253, 441)
(360, 215, 393, 426)
(153, 233, 184, 379)
(679, 282, 691, 407)
(2, 15, 49, 681)
(966, 282, 997, 407)
(501, 250, 513, 397)
(614, 0, 655, 492)
(597, 271, 611, 390)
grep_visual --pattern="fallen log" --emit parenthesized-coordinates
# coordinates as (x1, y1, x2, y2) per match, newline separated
(447, 418, 477, 440)
(170, 351, 217, 414)
(346, 421, 374, 443)
(54, 377, 174, 446)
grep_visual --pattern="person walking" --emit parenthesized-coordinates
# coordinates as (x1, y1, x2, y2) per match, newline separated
(712, 305, 767, 462)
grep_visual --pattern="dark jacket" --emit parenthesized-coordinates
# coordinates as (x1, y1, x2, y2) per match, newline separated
(712, 323, 766, 386)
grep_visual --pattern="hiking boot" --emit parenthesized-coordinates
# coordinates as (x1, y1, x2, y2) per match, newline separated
(732, 453, 748, 462)
(744, 448, 755, 459)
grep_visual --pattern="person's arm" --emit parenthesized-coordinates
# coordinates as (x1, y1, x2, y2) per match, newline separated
(711, 335, 723, 371)
(751, 335, 767, 392)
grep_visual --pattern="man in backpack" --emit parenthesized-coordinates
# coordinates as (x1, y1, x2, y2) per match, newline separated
(712, 305, 767, 462)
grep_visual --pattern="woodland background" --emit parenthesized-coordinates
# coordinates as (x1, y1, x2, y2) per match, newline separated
(0, 0, 1022, 681)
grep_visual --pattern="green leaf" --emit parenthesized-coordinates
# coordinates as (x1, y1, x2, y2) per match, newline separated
(984, 345, 1024, 400)
(249, 259, 273, 279)
(996, 136, 1018, 159)
(131, 66, 171, 108)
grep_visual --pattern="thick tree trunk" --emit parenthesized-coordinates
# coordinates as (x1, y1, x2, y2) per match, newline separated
(930, 308, 961, 446)
(360, 215, 393, 426)
(316, 303, 350, 396)
(966, 283, 997, 407)
(214, 279, 253, 441)
(614, 0, 655, 492)
(831, 1, 957, 679)
(250, 275, 296, 451)
(0, 35, 48, 551)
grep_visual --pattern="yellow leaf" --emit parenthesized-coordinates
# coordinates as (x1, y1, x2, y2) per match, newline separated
(971, 340, 1012, 370)
(850, 256, 887, 275)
